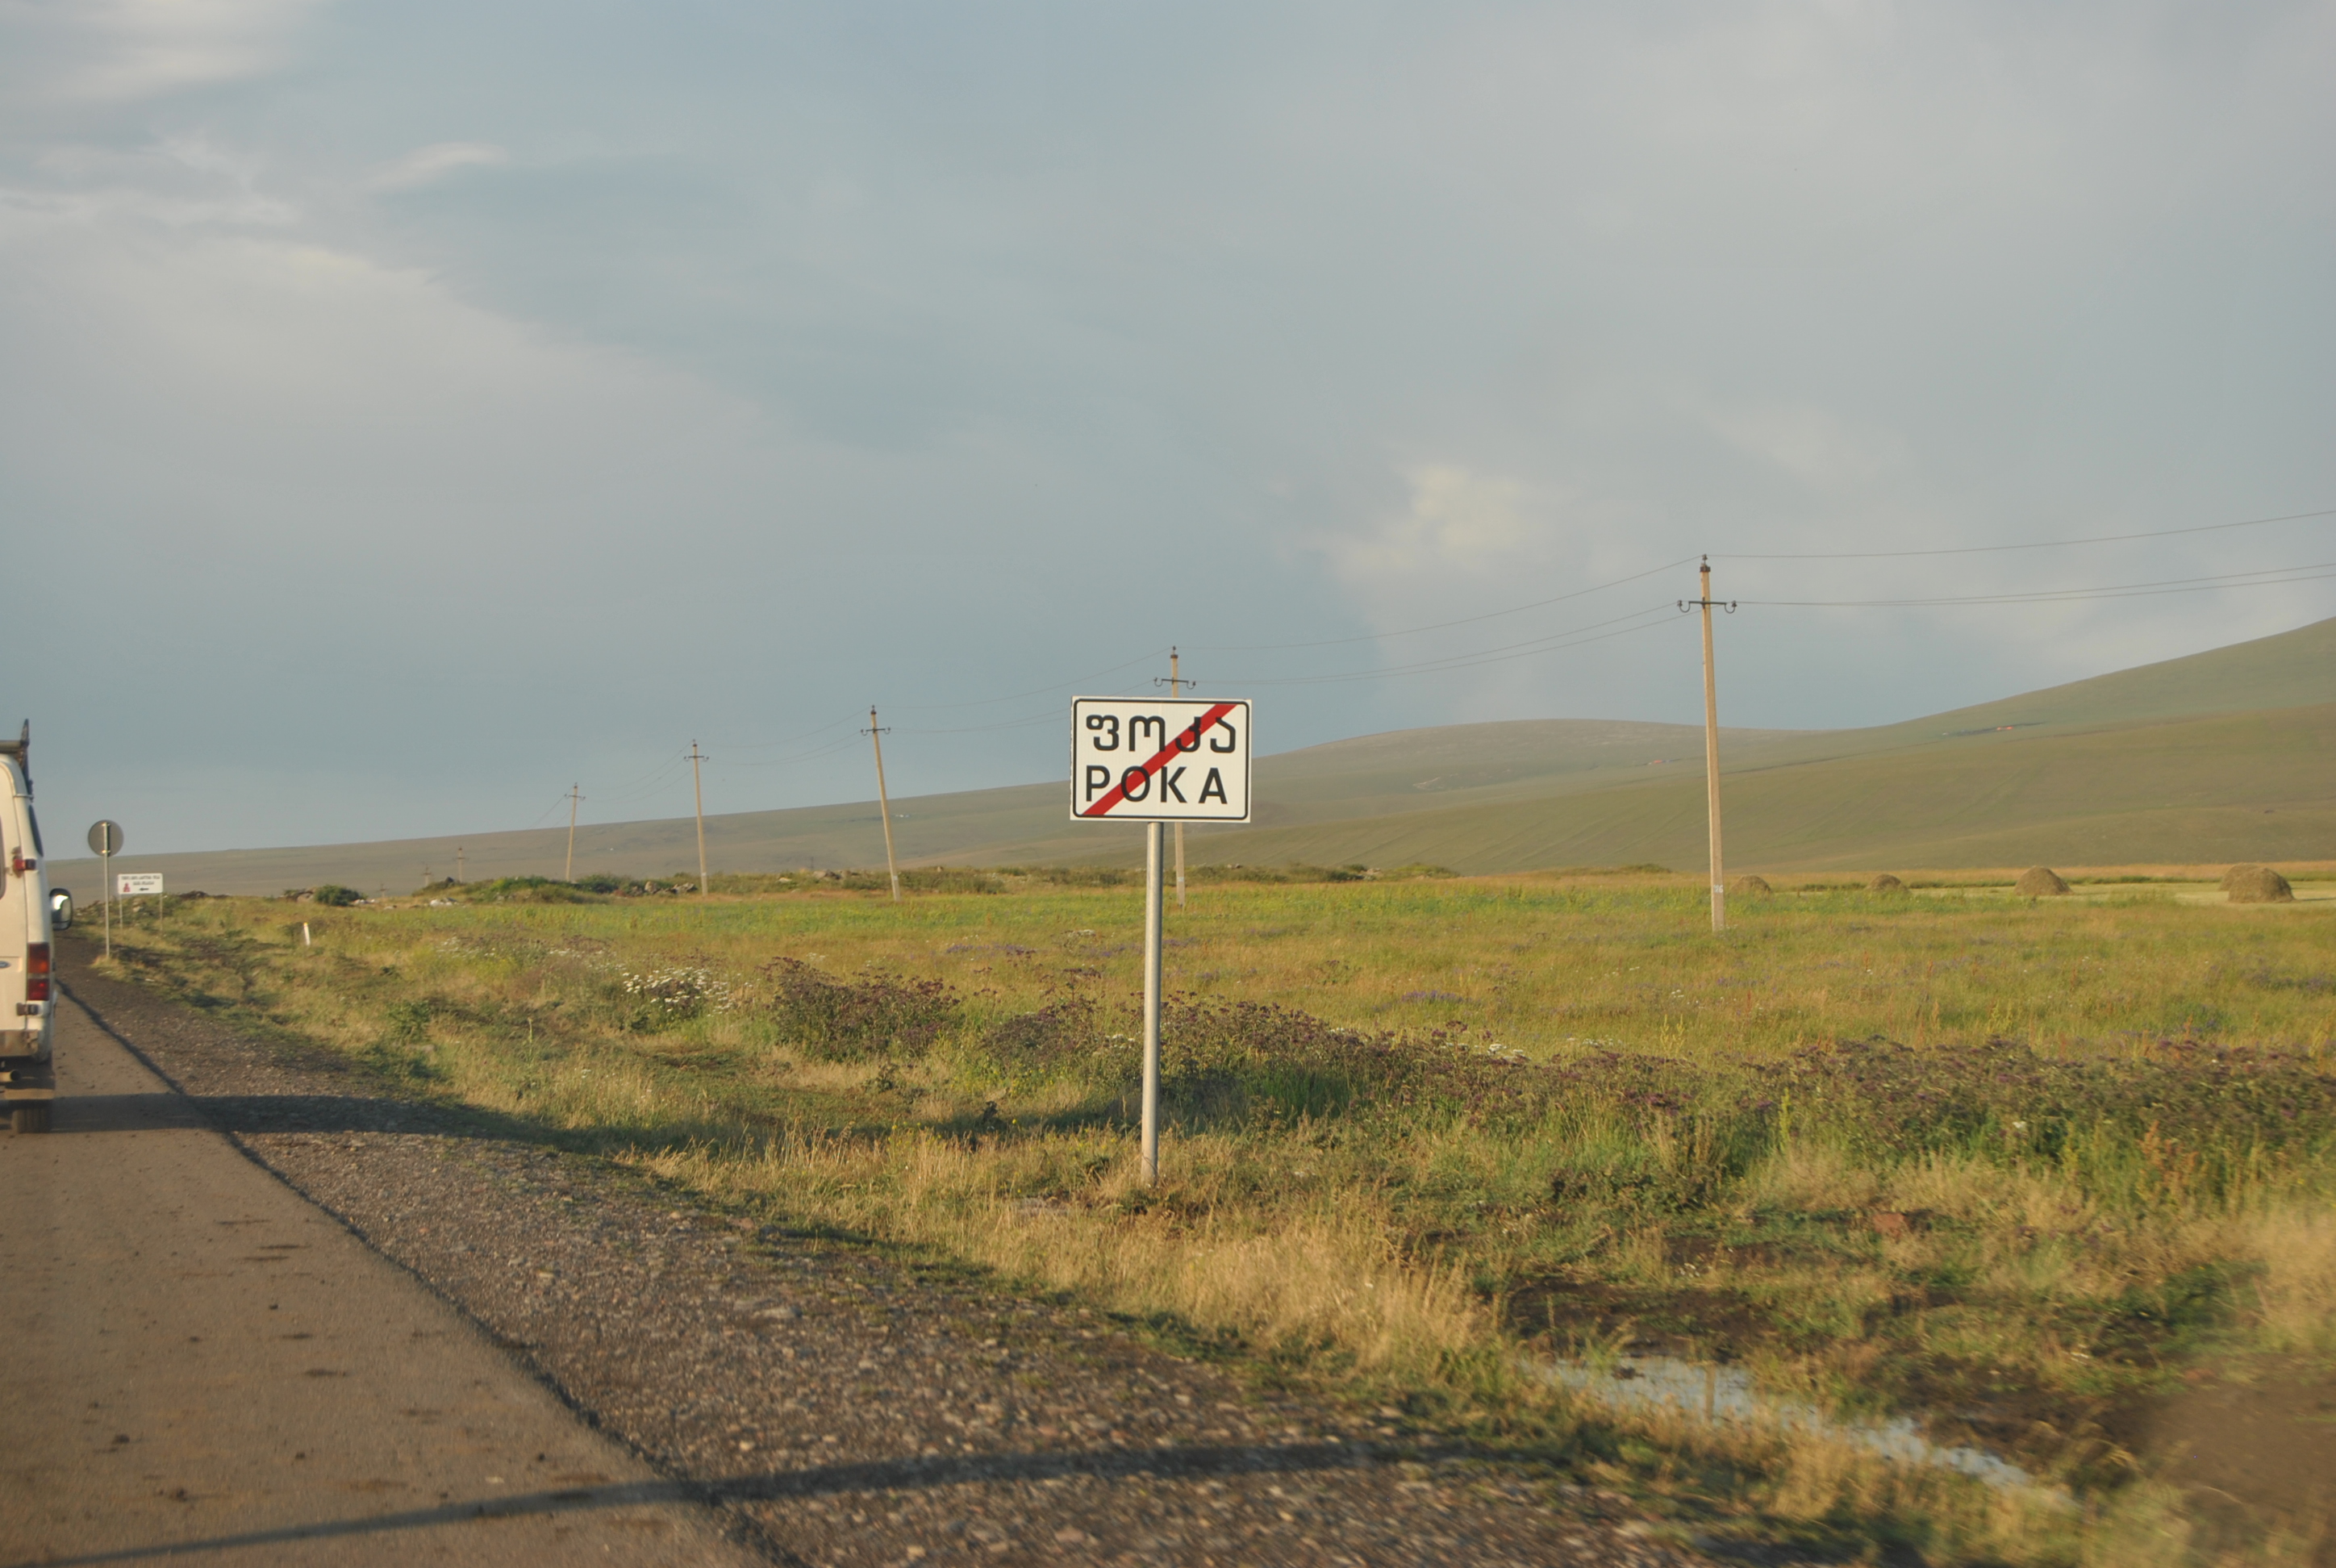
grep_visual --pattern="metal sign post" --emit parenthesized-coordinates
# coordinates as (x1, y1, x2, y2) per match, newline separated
(87, 819, 124, 961)
(1141, 821, 1164, 1181)
(1069, 698, 1252, 1184)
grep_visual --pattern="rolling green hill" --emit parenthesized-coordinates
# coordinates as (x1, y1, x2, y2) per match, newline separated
(49, 616, 2336, 895)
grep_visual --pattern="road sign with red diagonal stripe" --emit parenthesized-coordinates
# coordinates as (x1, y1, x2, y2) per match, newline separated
(1070, 699, 1251, 821)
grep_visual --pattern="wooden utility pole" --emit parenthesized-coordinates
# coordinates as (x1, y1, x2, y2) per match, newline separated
(865, 708, 900, 902)
(1680, 557, 1736, 934)
(688, 743, 709, 899)
(564, 784, 582, 882)
(456, 844, 465, 883)
(1158, 648, 1190, 908)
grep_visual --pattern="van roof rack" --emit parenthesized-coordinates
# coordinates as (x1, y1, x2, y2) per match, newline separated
(0, 721, 27, 793)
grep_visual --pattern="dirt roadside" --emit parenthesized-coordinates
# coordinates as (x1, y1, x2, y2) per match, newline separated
(0, 970, 758, 1566)
(35, 938, 1712, 1567)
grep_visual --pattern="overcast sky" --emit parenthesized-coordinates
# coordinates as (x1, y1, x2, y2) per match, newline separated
(3, 1, 2330, 855)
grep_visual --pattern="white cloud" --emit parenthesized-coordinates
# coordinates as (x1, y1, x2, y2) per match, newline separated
(1, 0, 320, 104)
(0, 133, 296, 237)
(1326, 464, 1538, 582)
(365, 142, 510, 194)
(0, 208, 773, 563)
(1708, 402, 1904, 492)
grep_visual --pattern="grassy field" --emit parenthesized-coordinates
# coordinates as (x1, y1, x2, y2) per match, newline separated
(88, 869, 2336, 1564)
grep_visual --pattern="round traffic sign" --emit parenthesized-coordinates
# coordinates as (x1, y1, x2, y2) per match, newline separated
(87, 819, 124, 856)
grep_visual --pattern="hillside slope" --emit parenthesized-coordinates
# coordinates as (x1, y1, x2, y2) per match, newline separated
(47, 617, 2336, 893)
(1149, 702, 2334, 874)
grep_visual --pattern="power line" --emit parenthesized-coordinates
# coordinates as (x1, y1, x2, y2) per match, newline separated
(1211, 555, 2333, 687)
(1719, 505, 2334, 561)
(597, 749, 693, 798)
(781, 553, 2329, 728)
(1187, 557, 1696, 653)
(596, 769, 689, 807)
(890, 648, 1171, 712)
(1224, 606, 1679, 688)
(548, 513, 2336, 824)
(720, 734, 867, 770)
(523, 790, 573, 828)
(721, 715, 857, 755)
(1738, 560, 2336, 608)
(899, 707, 1075, 736)
(579, 558, 2333, 791)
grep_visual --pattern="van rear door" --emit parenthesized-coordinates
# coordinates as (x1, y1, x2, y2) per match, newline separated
(0, 760, 51, 1053)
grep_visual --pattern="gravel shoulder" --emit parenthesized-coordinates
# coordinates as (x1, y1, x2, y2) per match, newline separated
(52, 939, 1711, 1567)
(2, 970, 756, 1567)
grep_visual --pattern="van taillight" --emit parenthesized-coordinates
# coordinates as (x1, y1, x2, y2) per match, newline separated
(25, 943, 49, 1003)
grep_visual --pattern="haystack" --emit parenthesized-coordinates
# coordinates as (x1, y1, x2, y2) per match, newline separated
(2015, 866, 2071, 896)
(1728, 874, 1773, 897)
(1867, 874, 1908, 894)
(2221, 864, 2294, 903)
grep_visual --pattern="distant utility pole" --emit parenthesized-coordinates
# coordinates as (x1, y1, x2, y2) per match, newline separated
(564, 784, 583, 882)
(1679, 557, 1737, 934)
(1156, 647, 1191, 908)
(688, 743, 710, 899)
(456, 844, 465, 883)
(865, 708, 901, 902)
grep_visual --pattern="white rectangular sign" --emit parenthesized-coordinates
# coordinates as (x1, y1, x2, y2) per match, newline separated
(116, 873, 164, 896)
(1070, 698, 1252, 822)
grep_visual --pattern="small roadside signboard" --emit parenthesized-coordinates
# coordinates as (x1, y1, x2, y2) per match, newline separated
(1069, 698, 1251, 822)
(1071, 695, 1253, 1190)
(117, 873, 164, 897)
(87, 819, 127, 957)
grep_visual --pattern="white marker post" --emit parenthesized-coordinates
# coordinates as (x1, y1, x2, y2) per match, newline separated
(1070, 698, 1252, 1184)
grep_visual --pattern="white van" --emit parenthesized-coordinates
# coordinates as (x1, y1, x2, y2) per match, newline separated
(0, 724, 54, 1133)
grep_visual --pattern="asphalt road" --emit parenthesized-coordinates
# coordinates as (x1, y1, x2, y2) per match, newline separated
(0, 996, 757, 1567)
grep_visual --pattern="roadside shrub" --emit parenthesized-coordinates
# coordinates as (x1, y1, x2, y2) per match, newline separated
(1867, 874, 1908, 895)
(622, 965, 734, 1022)
(1019, 866, 1137, 888)
(1539, 863, 1673, 878)
(763, 957, 957, 1061)
(974, 991, 1596, 1126)
(1546, 1109, 1754, 1213)
(574, 873, 624, 894)
(980, 992, 1125, 1072)
(312, 884, 365, 907)
(454, 876, 594, 904)
(384, 998, 433, 1042)
(1189, 862, 1435, 885)
(1158, 999, 1620, 1128)
(1781, 1036, 2336, 1200)
(899, 867, 1010, 895)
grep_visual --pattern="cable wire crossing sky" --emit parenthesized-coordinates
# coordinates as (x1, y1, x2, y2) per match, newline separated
(2, 2, 2330, 853)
